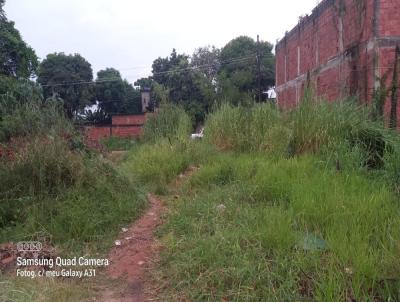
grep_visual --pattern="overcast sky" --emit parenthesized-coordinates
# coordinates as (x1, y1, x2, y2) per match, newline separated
(5, 0, 319, 84)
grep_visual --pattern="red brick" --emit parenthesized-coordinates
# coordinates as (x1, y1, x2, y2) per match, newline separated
(276, 0, 400, 119)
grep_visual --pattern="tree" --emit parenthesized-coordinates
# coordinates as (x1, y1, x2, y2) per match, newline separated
(134, 77, 153, 89)
(151, 49, 216, 124)
(152, 49, 189, 87)
(0, 0, 5, 21)
(218, 36, 275, 102)
(95, 68, 141, 116)
(0, 0, 41, 122)
(191, 46, 220, 83)
(37, 53, 94, 118)
(0, 1, 38, 78)
(122, 80, 141, 114)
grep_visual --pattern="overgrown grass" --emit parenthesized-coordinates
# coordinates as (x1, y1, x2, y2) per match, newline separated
(0, 277, 93, 302)
(206, 100, 395, 167)
(121, 139, 217, 194)
(0, 99, 146, 252)
(120, 98, 400, 301)
(206, 102, 289, 154)
(150, 152, 400, 301)
(0, 98, 72, 142)
(101, 136, 137, 151)
(3, 93, 400, 301)
(143, 103, 192, 143)
(0, 98, 147, 301)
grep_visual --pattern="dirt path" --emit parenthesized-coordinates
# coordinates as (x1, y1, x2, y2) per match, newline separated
(99, 194, 164, 302)
(97, 166, 199, 302)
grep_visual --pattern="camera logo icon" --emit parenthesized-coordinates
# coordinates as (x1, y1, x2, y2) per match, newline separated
(16, 242, 42, 252)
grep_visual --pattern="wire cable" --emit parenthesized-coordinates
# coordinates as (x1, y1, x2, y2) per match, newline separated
(40, 54, 257, 88)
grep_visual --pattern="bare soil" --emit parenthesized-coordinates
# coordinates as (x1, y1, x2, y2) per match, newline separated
(96, 166, 199, 302)
(97, 193, 164, 302)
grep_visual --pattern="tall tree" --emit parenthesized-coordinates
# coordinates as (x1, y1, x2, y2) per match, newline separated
(218, 36, 275, 103)
(191, 46, 220, 83)
(95, 68, 141, 116)
(152, 49, 216, 124)
(37, 53, 94, 118)
(0, 0, 5, 21)
(0, 0, 38, 78)
(0, 0, 41, 121)
(152, 49, 189, 87)
(134, 77, 153, 89)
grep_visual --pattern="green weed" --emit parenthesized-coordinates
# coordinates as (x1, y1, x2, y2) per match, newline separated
(101, 136, 137, 151)
(149, 152, 400, 301)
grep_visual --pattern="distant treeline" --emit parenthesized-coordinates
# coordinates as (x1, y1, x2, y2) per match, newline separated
(0, 0, 275, 126)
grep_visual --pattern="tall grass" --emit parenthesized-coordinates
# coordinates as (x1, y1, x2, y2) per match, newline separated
(121, 139, 217, 194)
(143, 103, 192, 143)
(155, 153, 400, 301)
(0, 98, 145, 252)
(206, 102, 289, 154)
(0, 135, 146, 252)
(123, 95, 400, 301)
(101, 136, 137, 151)
(0, 98, 71, 142)
(206, 99, 395, 169)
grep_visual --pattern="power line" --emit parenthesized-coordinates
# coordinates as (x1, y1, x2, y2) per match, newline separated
(40, 54, 257, 88)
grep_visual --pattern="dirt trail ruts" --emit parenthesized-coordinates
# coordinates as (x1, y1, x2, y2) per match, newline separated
(99, 193, 164, 302)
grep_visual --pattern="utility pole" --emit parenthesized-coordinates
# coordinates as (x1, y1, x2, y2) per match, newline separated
(256, 35, 262, 103)
(389, 45, 400, 129)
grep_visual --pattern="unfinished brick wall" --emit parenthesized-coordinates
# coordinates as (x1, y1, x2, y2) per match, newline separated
(84, 114, 148, 145)
(85, 126, 111, 142)
(112, 114, 147, 126)
(276, 0, 400, 120)
(112, 126, 143, 138)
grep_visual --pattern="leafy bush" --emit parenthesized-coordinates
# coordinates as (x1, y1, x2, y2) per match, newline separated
(0, 76, 43, 106)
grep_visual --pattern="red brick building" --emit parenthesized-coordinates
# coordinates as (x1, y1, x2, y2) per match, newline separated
(275, 0, 400, 116)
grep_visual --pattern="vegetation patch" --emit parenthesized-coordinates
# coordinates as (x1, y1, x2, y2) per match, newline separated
(120, 102, 400, 301)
